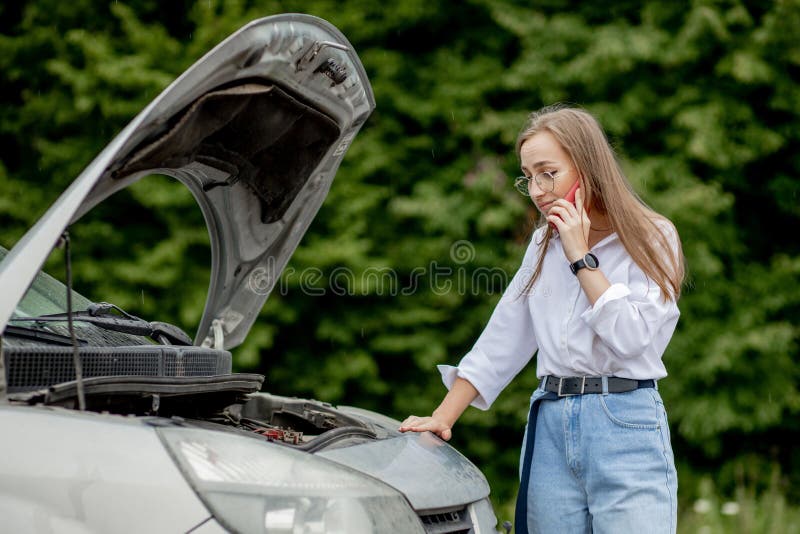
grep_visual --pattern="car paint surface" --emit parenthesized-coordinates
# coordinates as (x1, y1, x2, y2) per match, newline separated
(0, 406, 211, 533)
(318, 431, 491, 511)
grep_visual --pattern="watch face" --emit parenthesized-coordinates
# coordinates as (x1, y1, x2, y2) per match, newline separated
(585, 253, 599, 269)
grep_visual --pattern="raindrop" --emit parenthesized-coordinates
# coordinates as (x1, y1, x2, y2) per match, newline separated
(431, 148, 435, 159)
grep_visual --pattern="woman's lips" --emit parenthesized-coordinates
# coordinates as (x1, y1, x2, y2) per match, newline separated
(537, 201, 553, 212)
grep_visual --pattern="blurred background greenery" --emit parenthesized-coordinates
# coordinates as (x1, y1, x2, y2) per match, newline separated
(2, 1, 799, 532)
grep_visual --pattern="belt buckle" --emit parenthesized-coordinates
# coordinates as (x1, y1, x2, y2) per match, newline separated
(558, 376, 586, 397)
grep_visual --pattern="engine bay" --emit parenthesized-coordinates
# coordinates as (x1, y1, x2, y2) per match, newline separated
(10, 374, 386, 453)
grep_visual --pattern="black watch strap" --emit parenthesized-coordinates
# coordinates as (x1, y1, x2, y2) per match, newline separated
(570, 252, 599, 275)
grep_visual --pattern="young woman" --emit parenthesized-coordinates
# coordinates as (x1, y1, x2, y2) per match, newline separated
(399, 105, 685, 533)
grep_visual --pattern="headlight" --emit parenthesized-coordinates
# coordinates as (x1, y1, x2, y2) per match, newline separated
(159, 428, 424, 534)
(469, 498, 499, 533)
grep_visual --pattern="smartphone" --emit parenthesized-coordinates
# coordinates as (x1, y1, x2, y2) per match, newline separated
(549, 180, 584, 229)
(564, 180, 580, 206)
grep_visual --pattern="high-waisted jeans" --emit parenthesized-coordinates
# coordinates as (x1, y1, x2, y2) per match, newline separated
(519, 381, 678, 533)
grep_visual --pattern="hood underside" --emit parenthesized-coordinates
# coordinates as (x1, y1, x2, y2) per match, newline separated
(116, 83, 340, 225)
(0, 14, 375, 349)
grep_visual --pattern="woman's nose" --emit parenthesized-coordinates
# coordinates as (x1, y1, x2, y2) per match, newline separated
(528, 179, 546, 197)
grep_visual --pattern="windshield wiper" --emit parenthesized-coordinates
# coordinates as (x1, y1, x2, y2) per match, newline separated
(2, 324, 88, 346)
(10, 302, 193, 346)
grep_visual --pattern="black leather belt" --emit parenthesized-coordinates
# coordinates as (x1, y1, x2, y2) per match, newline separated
(543, 375, 655, 397)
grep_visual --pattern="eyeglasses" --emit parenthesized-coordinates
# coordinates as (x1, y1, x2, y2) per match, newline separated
(514, 170, 559, 196)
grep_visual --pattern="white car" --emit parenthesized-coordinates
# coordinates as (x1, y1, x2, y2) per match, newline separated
(0, 14, 499, 534)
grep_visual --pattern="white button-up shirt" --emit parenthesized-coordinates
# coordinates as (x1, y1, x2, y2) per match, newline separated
(438, 225, 681, 410)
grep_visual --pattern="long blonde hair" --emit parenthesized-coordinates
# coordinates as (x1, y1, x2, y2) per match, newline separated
(517, 104, 685, 301)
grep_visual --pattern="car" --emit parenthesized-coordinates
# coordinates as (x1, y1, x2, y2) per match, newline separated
(0, 13, 499, 534)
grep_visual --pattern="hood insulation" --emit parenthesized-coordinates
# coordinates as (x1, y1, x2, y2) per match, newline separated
(116, 83, 341, 223)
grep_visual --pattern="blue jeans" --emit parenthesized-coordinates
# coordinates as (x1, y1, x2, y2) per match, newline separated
(519, 382, 678, 533)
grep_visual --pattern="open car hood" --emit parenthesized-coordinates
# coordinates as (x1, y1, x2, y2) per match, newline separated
(0, 14, 374, 350)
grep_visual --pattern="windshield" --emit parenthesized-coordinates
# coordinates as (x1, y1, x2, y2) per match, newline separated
(1, 246, 151, 346)
(1, 246, 92, 319)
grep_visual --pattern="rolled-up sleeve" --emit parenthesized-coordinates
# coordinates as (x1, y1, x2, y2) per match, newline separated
(580, 224, 681, 362)
(438, 238, 540, 410)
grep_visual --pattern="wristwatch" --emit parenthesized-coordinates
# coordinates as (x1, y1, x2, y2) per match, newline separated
(569, 252, 599, 275)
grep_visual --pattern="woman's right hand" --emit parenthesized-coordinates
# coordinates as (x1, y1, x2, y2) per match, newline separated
(398, 377, 478, 441)
(398, 415, 453, 441)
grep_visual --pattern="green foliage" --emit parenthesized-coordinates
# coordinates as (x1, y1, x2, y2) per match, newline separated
(2, 0, 800, 520)
(678, 463, 800, 534)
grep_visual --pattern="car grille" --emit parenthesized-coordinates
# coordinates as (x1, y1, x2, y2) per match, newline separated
(3, 346, 232, 393)
(418, 506, 473, 534)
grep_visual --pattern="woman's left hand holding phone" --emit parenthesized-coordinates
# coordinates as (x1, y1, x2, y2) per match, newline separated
(547, 186, 591, 263)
